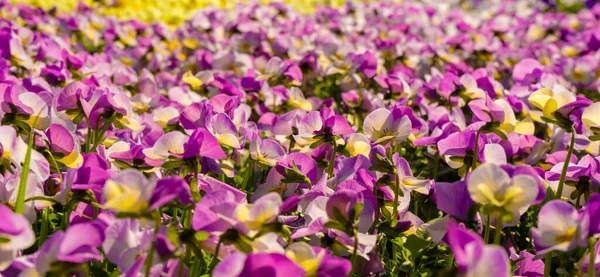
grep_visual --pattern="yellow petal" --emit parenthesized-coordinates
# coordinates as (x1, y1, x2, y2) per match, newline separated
(550, 90, 576, 110)
(153, 107, 179, 128)
(235, 204, 251, 222)
(58, 151, 84, 168)
(349, 141, 371, 157)
(103, 181, 146, 213)
(582, 102, 600, 129)
(528, 88, 552, 110)
(299, 255, 323, 277)
(182, 71, 203, 89)
(474, 183, 504, 207)
(216, 133, 240, 149)
(289, 98, 313, 111)
(514, 117, 535, 135)
(543, 98, 559, 119)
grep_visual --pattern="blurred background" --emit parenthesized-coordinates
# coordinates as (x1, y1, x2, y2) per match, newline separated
(8, 0, 595, 28)
(8, 0, 390, 27)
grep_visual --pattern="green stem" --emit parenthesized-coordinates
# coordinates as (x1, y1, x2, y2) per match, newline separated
(349, 228, 360, 277)
(413, 192, 419, 217)
(208, 238, 223, 274)
(288, 136, 296, 152)
(60, 194, 81, 230)
(15, 132, 35, 215)
(494, 216, 503, 245)
(391, 170, 401, 221)
(544, 252, 552, 277)
(445, 253, 454, 271)
(355, 80, 364, 132)
(45, 150, 63, 182)
(144, 214, 161, 277)
(368, 182, 381, 234)
(326, 141, 337, 177)
(191, 158, 201, 202)
(24, 196, 59, 203)
(506, 229, 520, 252)
(469, 129, 482, 172)
(84, 127, 92, 153)
(483, 214, 491, 244)
(189, 244, 206, 274)
(39, 207, 50, 247)
(88, 201, 105, 210)
(356, 108, 364, 133)
(590, 238, 597, 277)
(555, 131, 576, 200)
(241, 160, 254, 191)
(90, 115, 115, 152)
(182, 209, 191, 229)
(178, 246, 189, 277)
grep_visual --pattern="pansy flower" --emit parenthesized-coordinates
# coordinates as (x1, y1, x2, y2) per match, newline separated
(235, 192, 282, 231)
(102, 170, 190, 215)
(250, 138, 286, 167)
(0, 204, 34, 270)
(532, 200, 589, 254)
(445, 220, 510, 277)
(293, 108, 355, 147)
(285, 242, 352, 277)
(173, 128, 227, 160)
(0, 125, 50, 182)
(393, 154, 431, 194)
(17, 222, 105, 276)
(213, 252, 306, 277)
(582, 101, 600, 134)
(363, 108, 411, 146)
(467, 163, 538, 222)
(182, 70, 214, 90)
(45, 123, 83, 168)
(207, 113, 241, 149)
(0, 84, 50, 131)
(528, 84, 576, 121)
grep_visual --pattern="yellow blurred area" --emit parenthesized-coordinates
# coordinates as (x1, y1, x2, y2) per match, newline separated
(9, 0, 384, 27)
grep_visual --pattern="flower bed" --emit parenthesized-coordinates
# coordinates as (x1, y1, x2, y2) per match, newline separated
(0, 1, 599, 276)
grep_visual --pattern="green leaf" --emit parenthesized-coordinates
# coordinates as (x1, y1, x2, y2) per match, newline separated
(162, 159, 185, 169)
(332, 207, 349, 225)
(350, 202, 364, 222)
(368, 164, 394, 174)
(111, 159, 132, 169)
(449, 156, 464, 162)
(14, 120, 31, 132)
(309, 138, 325, 149)
(541, 116, 558, 125)
(501, 211, 514, 223)
(569, 190, 579, 200)
(73, 112, 85, 124)
(554, 112, 574, 132)
(377, 221, 404, 238)
(481, 203, 495, 215)
(404, 235, 430, 259)
(324, 220, 349, 233)
(282, 166, 312, 185)
(65, 109, 80, 116)
(167, 225, 180, 244)
(0, 236, 10, 243)
(485, 127, 508, 140)
(194, 231, 210, 241)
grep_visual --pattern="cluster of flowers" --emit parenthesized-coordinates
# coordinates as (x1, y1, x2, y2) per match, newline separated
(9, 0, 373, 27)
(1, 0, 600, 276)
